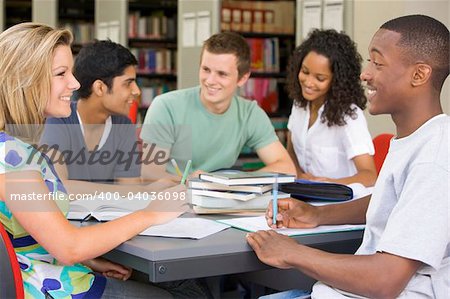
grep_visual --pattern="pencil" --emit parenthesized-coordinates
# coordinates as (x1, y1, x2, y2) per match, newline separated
(180, 160, 192, 185)
(171, 158, 183, 177)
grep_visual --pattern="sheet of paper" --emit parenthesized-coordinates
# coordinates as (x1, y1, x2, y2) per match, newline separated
(302, 0, 322, 39)
(218, 216, 364, 236)
(97, 22, 109, 40)
(140, 218, 230, 239)
(196, 11, 211, 46)
(108, 21, 120, 44)
(182, 12, 196, 47)
(323, 0, 344, 32)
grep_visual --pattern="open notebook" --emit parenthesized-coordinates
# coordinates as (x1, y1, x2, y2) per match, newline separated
(217, 216, 365, 236)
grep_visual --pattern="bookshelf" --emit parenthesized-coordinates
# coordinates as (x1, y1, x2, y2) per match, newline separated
(58, 0, 95, 53)
(179, 0, 295, 168)
(3, 0, 31, 30)
(30, 0, 94, 54)
(127, 0, 178, 121)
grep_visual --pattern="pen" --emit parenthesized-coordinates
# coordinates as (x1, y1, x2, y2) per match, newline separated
(171, 158, 183, 177)
(180, 160, 192, 185)
(272, 174, 278, 225)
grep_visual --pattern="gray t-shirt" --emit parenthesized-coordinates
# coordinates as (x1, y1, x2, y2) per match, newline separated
(40, 101, 141, 183)
(312, 114, 449, 298)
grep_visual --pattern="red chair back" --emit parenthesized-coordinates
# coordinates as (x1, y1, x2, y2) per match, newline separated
(0, 222, 25, 299)
(128, 100, 139, 124)
(373, 133, 394, 174)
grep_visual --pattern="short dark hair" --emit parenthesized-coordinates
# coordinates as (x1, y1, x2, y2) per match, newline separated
(74, 39, 138, 100)
(286, 29, 366, 127)
(381, 15, 449, 91)
(201, 32, 250, 79)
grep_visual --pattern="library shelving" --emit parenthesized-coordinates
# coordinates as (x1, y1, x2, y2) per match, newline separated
(127, 0, 178, 122)
(4, 0, 31, 30)
(58, 0, 95, 53)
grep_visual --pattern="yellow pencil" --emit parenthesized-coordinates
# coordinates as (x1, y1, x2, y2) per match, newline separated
(171, 159, 183, 177)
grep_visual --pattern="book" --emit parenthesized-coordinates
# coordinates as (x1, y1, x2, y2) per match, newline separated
(189, 178, 273, 194)
(199, 170, 295, 186)
(67, 196, 148, 222)
(217, 216, 365, 236)
(190, 189, 262, 201)
(191, 191, 289, 210)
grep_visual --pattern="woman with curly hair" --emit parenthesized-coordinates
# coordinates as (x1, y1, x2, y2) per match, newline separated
(286, 29, 377, 187)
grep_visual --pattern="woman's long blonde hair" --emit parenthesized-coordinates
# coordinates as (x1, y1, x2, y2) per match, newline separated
(0, 22, 72, 141)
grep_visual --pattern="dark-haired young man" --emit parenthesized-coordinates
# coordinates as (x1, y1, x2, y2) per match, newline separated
(247, 15, 449, 298)
(40, 40, 153, 194)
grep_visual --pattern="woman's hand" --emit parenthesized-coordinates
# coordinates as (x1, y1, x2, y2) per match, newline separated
(143, 184, 190, 226)
(83, 257, 132, 281)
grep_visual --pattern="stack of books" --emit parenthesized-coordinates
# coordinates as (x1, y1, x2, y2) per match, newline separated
(189, 170, 295, 214)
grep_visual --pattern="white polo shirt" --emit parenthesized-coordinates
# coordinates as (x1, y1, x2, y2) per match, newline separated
(287, 103, 374, 179)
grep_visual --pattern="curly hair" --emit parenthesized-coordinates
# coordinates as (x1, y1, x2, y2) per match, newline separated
(286, 29, 366, 127)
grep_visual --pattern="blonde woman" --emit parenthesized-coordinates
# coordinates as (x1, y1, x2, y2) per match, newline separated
(0, 23, 186, 298)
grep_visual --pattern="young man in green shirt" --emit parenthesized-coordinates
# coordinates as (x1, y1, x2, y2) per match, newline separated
(140, 32, 295, 180)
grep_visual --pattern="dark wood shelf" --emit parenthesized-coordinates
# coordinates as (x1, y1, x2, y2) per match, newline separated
(228, 31, 295, 39)
(250, 72, 287, 79)
(128, 0, 177, 11)
(136, 72, 177, 80)
(128, 38, 177, 48)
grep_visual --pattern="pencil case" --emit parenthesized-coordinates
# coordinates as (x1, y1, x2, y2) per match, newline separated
(279, 179, 353, 201)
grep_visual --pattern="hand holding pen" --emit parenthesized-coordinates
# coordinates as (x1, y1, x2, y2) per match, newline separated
(266, 198, 321, 229)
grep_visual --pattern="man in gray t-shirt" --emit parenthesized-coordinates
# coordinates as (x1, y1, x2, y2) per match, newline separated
(40, 40, 146, 195)
(247, 15, 449, 298)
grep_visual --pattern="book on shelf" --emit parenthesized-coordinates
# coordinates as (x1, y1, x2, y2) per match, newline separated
(241, 78, 279, 114)
(221, 0, 294, 34)
(67, 196, 148, 222)
(199, 170, 295, 186)
(221, 7, 232, 31)
(241, 9, 253, 32)
(252, 10, 264, 32)
(217, 216, 365, 236)
(189, 178, 273, 194)
(128, 11, 176, 39)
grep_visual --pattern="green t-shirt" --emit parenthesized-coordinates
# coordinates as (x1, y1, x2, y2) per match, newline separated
(141, 86, 278, 173)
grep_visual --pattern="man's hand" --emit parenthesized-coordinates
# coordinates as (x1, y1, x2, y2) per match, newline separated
(246, 230, 299, 269)
(267, 198, 320, 229)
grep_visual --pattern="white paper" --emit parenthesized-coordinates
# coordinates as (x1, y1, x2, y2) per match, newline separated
(96, 21, 120, 43)
(182, 12, 196, 47)
(218, 216, 364, 236)
(141, 218, 230, 239)
(108, 21, 120, 44)
(196, 11, 211, 46)
(302, 0, 322, 39)
(323, 0, 344, 32)
(97, 22, 109, 40)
